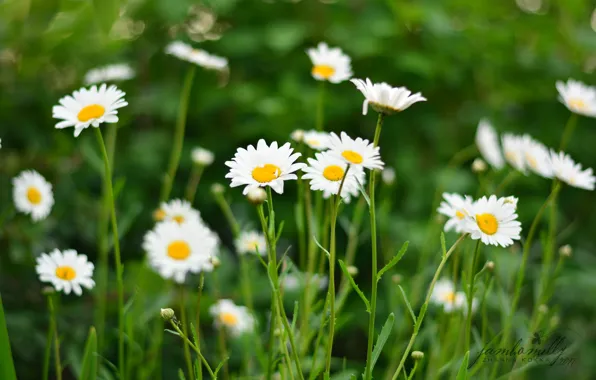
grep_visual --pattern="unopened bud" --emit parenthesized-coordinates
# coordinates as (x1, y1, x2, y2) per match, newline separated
(538, 304, 548, 314)
(246, 187, 267, 205)
(210, 183, 225, 195)
(210, 256, 221, 268)
(550, 315, 560, 328)
(290, 129, 304, 143)
(153, 208, 166, 222)
(347, 266, 359, 276)
(411, 351, 424, 360)
(559, 244, 572, 258)
(160, 308, 175, 321)
(191, 147, 214, 166)
(485, 261, 495, 272)
(381, 168, 396, 185)
(472, 158, 487, 173)
(41, 286, 55, 295)
(392, 274, 402, 284)
(273, 328, 282, 337)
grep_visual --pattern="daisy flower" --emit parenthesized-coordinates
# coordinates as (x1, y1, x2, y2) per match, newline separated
(475, 119, 504, 169)
(84, 63, 135, 85)
(437, 193, 474, 233)
(555, 79, 596, 118)
(350, 78, 426, 115)
(12, 170, 54, 221)
(463, 195, 522, 247)
(165, 41, 228, 71)
(225, 139, 306, 195)
(154, 199, 202, 224)
(192, 147, 215, 166)
(209, 299, 254, 336)
(454, 291, 479, 316)
(143, 219, 219, 283)
(306, 42, 352, 83)
(236, 231, 267, 256)
(430, 279, 459, 312)
(550, 150, 595, 190)
(52, 84, 128, 137)
(501, 134, 527, 173)
(302, 130, 330, 150)
(521, 135, 553, 178)
(36, 249, 95, 295)
(327, 131, 384, 170)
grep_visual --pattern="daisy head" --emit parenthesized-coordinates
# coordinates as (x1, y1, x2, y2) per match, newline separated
(350, 78, 426, 115)
(52, 84, 128, 137)
(154, 199, 202, 225)
(84, 63, 135, 85)
(430, 279, 458, 312)
(12, 170, 54, 221)
(36, 249, 95, 296)
(501, 134, 527, 173)
(521, 135, 553, 178)
(437, 193, 474, 233)
(209, 299, 254, 337)
(549, 150, 595, 190)
(555, 79, 596, 118)
(142, 219, 219, 283)
(327, 132, 384, 170)
(225, 139, 306, 195)
(306, 42, 352, 83)
(165, 41, 228, 71)
(302, 130, 330, 150)
(463, 195, 522, 247)
(192, 147, 215, 166)
(475, 119, 504, 169)
(236, 231, 267, 256)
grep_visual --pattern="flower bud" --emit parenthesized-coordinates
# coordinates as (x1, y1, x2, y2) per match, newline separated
(485, 261, 495, 272)
(191, 147, 214, 166)
(538, 304, 548, 314)
(411, 351, 424, 360)
(290, 129, 305, 143)
(41, 286, 55, 295)
(160, 308, 175, 321)
(153, 208, 166, 222)
(559, 244, 572, 258)
(246, 187, 267, 205)
(210, 183, 225, 195)
(550, 315, 560, 329)
(210, 256, 221, 268)
(471, 158, 487, 173)
(392, 274, 402, 284)
(347, 265, 359, 276)
(381, 168, 396, 185)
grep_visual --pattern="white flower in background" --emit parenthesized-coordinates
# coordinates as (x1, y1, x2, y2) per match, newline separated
(437, 193, 474, 233)
(281, 273, 301, 291)
(52, 84, 128, 137)
(154, 199, 202, 224)
(476, 120, 504, 169)
(282, 272, 328, 291)
(143, 219, 219, 283)
(521, 135, 553, 178)
(192, 147, 215, 166)
(84, 63, 135, 85)
(463, 195, 522, 247)
(502, 134, 527, 173)
(165, 41, 228, 71)
(327, 132, 384, 170)
(225, 139, 306, 195)
(290, 129, 305, 143)
(302, 130, 330, 150)
(0, 137, 2, 149)
(35, 249, 95, 296)
(431, 279, 459, 312)
(209, 299, 254, 336)
(236, 231, 267, 256)
(351, 78, 426, 115)
(311, 274, 329, 290)
(306, 42, 352, 83)
(211, 183, 225, 195)
(550, 150, 595, 190)
(302, 151, 365, 202)
(381, 167, 395, 185)
(12, 170, 54, 221)
(555, 79, 596, 118)
(246, 187, 267, 205)
(454, 291, 479, 316)
(471, 158, 487, 173)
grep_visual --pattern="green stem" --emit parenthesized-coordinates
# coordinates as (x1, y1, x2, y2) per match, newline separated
(47, 295, 62, 380)
(240, 256, 255, 311)
(301, 186, 315, 354)
(42, 307, 54, 380)
(185, 165, 205, 203)
(315, 81, 325, 131)
(217, 328, 229, 380)
(494, 171, 519, 195)
(214, 192, 241, 238)
(559, 113, 578, 151)
(195, 274, 205, 380)
(464, 240, 482, 351)
(266, 296, 277, 380)
(179, 287, 194, 380)
(170, 321, 216, 379)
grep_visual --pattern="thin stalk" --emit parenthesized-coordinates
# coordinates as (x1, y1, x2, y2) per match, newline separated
(494, 171, 519, 195)
(217, 328, 229, 380)
(537, 181, 562, 302)
(464, 240, 482, 351)
(315, 81, 325, 131)
(179, 287, 194, 380)
(213, 192, 241, 237)
(301, 186, 315, 354)
(169, 320, 216, 379)
(267, 297, 277, 380)
(195, 273, 205, 379)
(559, 113, 578, 151)
(296, 149, 307, 271)
(42, 309, 54, 380)
(47, 295, 62, 380)
(240, 256, 255, 311)
(185, 164, 205, 203)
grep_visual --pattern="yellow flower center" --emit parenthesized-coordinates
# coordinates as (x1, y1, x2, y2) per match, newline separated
(77, 104, 105, 122)
(27, 187, 42, 205)
(55, 266, 76, 281)
(568, 98, 586, 111)
(476, 213, 499, 235)
(252, 164, 281, 183)
(443, 291, 455, 303)
(455, 210, 466, 220)
(342, 150, 363, 164)
(153, 208, 166, 221)
(525, 153, 538, 169)
(172, 215, 185, 224)
(323, 165, 345, 181)
(167, 240, 191, 260)
(505, 151, 517, 162)
(312, 64, 335, 79)
(306, 139, 321, 147)
(220, 312, 238, 326)
(246, 240, 260, 251)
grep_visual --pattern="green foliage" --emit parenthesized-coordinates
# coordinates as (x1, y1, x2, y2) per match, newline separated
(0, 295, 17, 380)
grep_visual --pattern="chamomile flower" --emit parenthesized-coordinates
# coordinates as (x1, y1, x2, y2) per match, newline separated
(192, 147, 215, 166)
(327, 132, 384, 170)
(555, 79, 596, 118)
(350, 78, 426, 115)
(35, 249, 95, 296)
(302, 130, 330, 150)
(463, 195, 522, 247)
(302, 151, 365, 202)
(154, 199, 202, 224)
(165, 41, 228, 71)
(476, 120, 504, 169)
(142, 219, 219, 283)
(84, 63, 135, 85)
(550, 150, 595, 190)
(306, 42, 352, 83)
(12, 170, 54, 221)
(521, 135, 553, 178)
(209, 299, 254, 336)
(430, 279, 458, 312)
(502, 134, 527, 173)
(437, 193, 474, 233)
(52, 84, 128, 137)
(225, 140, 306, 195)
(236, 231, 267, 256)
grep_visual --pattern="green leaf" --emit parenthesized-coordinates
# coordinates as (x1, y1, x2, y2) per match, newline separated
(213, 357, 229, 376)
(313, 235, 331, 259)
(456, 351, 469, 380)
(164, 329, 181, 337)
(338, 260, 370, 313)
(178, 368, 187, 380)
(398, 286, 416, 324)
(80, 327, 98, 380)
(92, 0, 120, 35)
(370, 313, 395, 370)
(377, 241, 409, 282)
(0, 295, 17, 380)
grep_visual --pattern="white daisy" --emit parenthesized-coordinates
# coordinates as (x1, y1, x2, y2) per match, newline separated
(154, 199, 202, 224)
(501, 134, 527, 173)
(521, 135, 553, 178)
(555, 79, 596, 118)
(437, 193, 474, 233)
(454, 291, 479, 316)
(209, 299, 254, 337)
(381, 167, 396, 185)
(52, 84, 128, 137)
(550, 150, 595, 190)
(281, 272, 328, 292)
(327, 131, 384, 170)
(142, 219, 219, 283)
(165, 41, 228, 71)
(306, 42, 352, 83)
(192, 147, 215, 166)
(302, 130, 330, 150)
(475, 119, 504, 169)
(225, 139, 306, 195)
(430, 279, 458, 312)
(12, 170, 54, 221)
(463, 195, 522, 247)
(84, 63, 135, 85)
(35, 249, 95, 296)
(350, 78, 426, 115)
(302, 151, 365, 203)
(236, 231, 267, 256)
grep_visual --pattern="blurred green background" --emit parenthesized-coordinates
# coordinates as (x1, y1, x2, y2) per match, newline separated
(1, 0, 595, 379)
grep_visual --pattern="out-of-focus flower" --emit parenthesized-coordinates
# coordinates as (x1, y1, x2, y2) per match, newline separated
(165, 41, 228, 71)
(306, 42, 352, 83)
(302, 130, 330, 150)
(556, 79, 596, 118)
(550, 150, 595, 190)
(502, 134, 527, 173)
(154, 199, 202, 224)
(521, 135, 553, 178)
(209, 299, 254, 336)
(437, 193, 474, 233)
(36, 249, 95, 296)
(13, 170, 54, 221)
(475, 120, 504, 169)
(192, 147, 215, 166)
(290, 129, 305, 143)
(351, 78, 426, 115)
(236, 231, 267, 256)
(472, 158, 488, 173)
(84, 63, 135, 85)
(381, 167, 395, 184)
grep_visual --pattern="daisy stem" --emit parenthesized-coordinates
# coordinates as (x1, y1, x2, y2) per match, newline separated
(266, 296, 277, 380)
(185, 164, 205, 203)
(559, 113, 578, 151)
(94, 127, 125, 380)
(315, 81, 326, 131)
(161, 66, 196, 202)
(538, 180, 562, 299)
(364, 112, 384, 380)
(300, 186, 315, 354)
(213, 191, 241, 238)
(179, 287, 194, 380)
(195, 273, 205, 379)
(217, 328, 229, 380)
(240, 255, 255, 317)
(169, 320, 216, 379)
(494, 171, 519, 195)
(47, 294, 62, 380)
(464, 240, 482, 352)
(42, 305, 54, 380)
